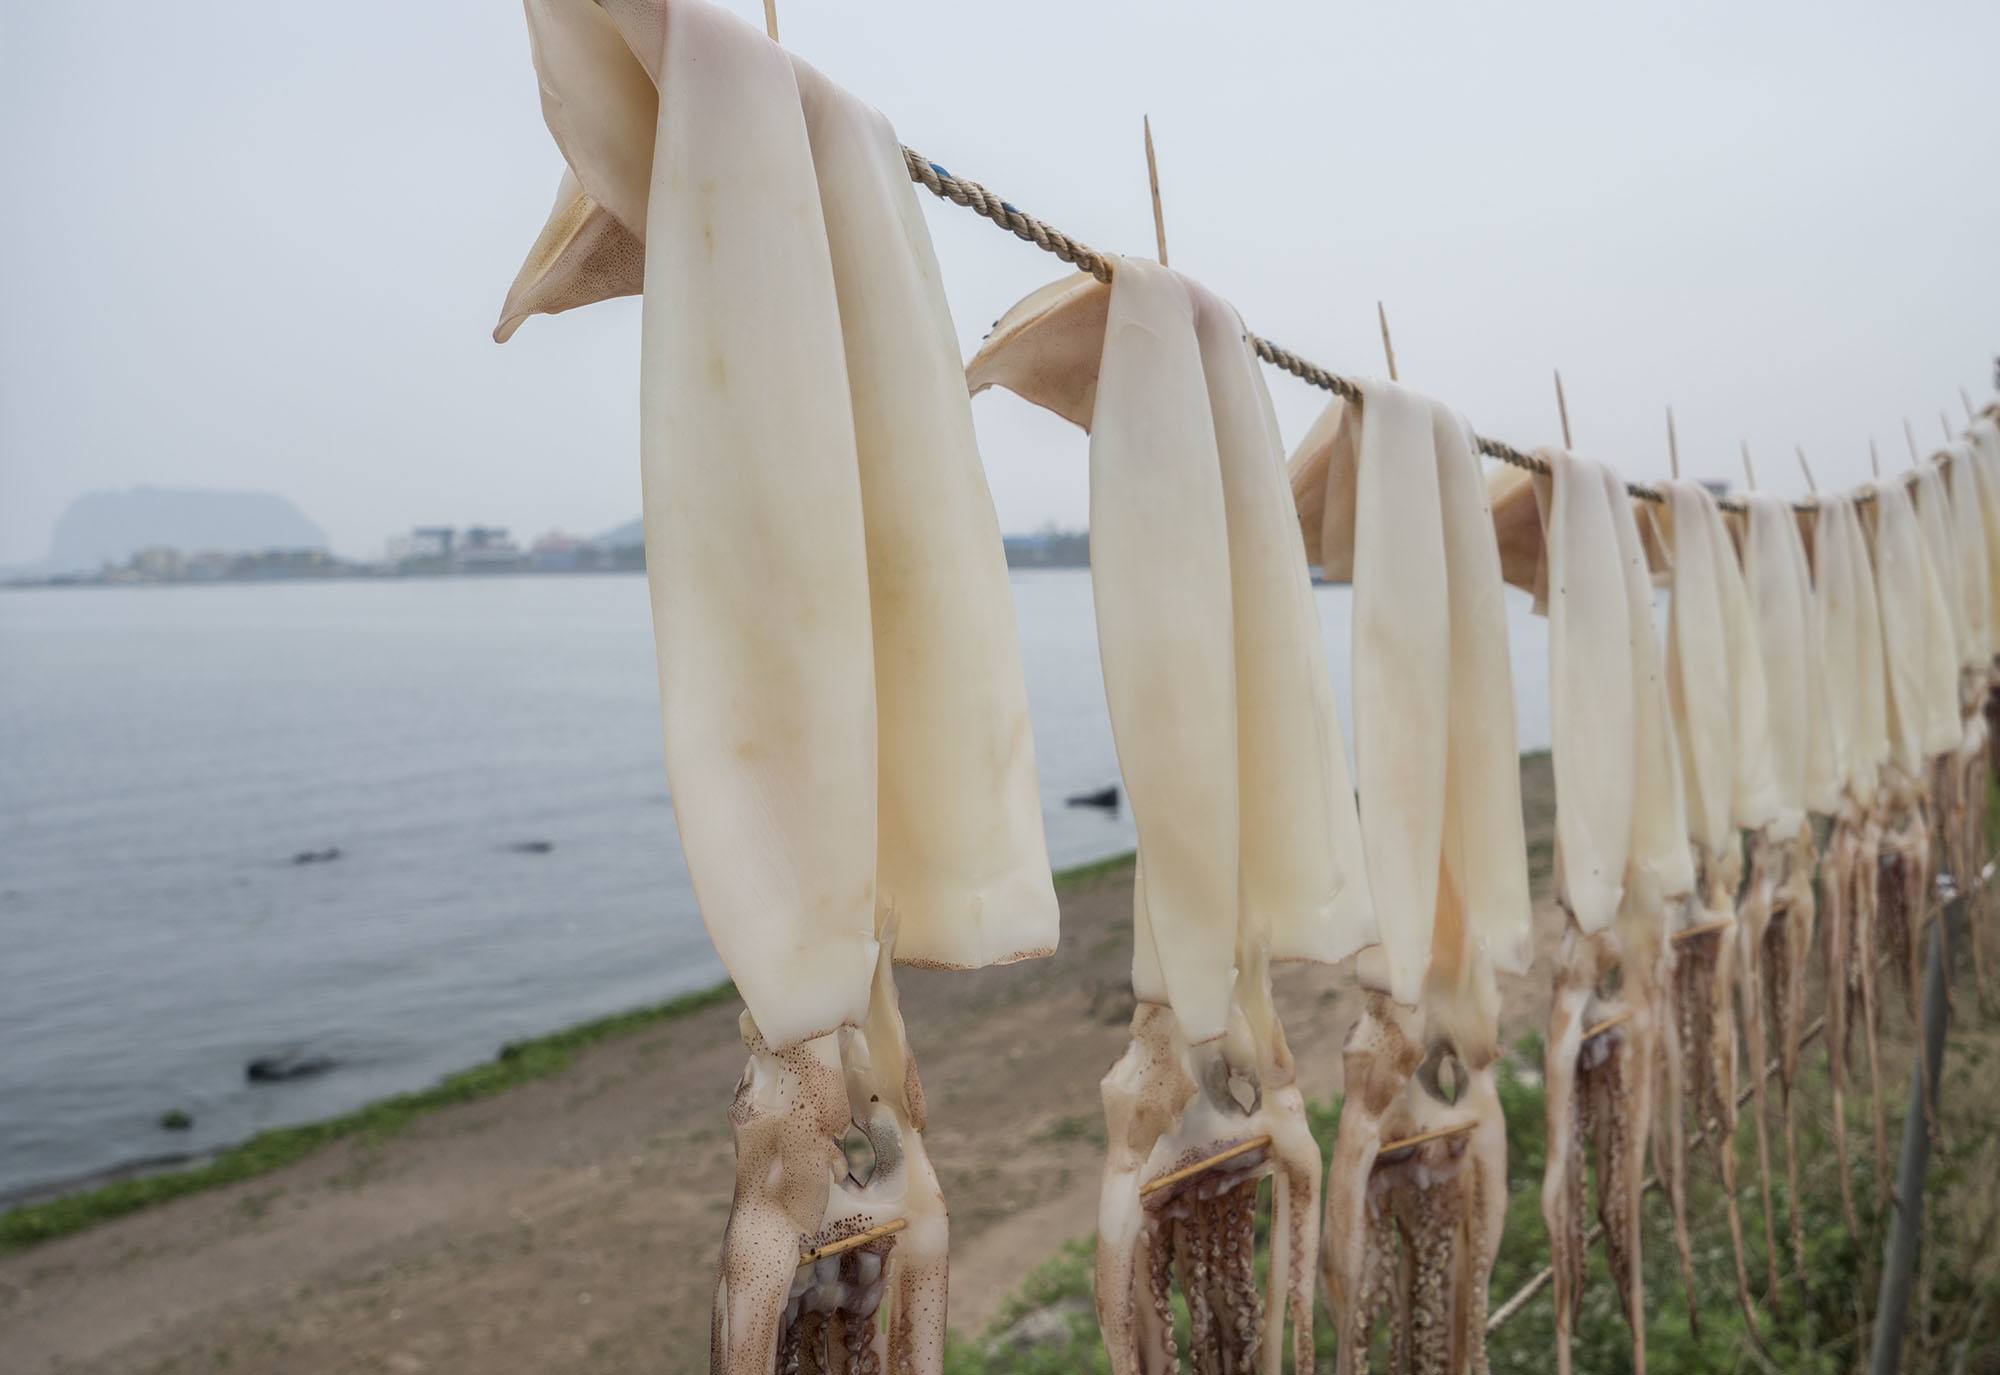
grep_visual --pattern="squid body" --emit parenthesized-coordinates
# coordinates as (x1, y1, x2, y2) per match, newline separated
(496, 2, 1058, 1369)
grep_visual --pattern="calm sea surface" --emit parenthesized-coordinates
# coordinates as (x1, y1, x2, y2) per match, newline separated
(0, 571, 1550, 1199)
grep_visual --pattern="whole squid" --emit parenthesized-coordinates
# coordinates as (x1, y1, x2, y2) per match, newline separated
(1736, 491, 1835, 1294)
(1524, 450, 1692, 1375)
(970, 261, 1372, 1373)
(497, 3, 1061, 1369)
(1651, 479, 1780, 1329)
(1863, 474, 1957, 1187)
(1804, 493, 1891, 1232)
(1293, 380, 1531, 1375)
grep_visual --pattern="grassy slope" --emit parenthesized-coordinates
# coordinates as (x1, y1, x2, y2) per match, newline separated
(944, 1040, 1981, 1374)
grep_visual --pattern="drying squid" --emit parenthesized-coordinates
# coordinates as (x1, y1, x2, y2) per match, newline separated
(1290, 380, 1531, 1374)
(1967, 417, 2000, 785)
(1731, 491, 1831, 1299)
(1862, 474, 1957, 1193)
(497, 3, 1060, 1369)
(969, 261, 1372, 1373)
(1801, 492, 1890, 1232)
(1515, 450, 1692, 1375)
(1651, 478, 1780, 1329)
(1911, 459, 1984, 926)
(1940, 445, 1995, 991)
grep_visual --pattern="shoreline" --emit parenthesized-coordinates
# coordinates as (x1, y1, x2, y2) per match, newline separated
(0, 768, 1558, 1373)
(0, 848, 1142, 1252)
(0, 979, 741, 1250)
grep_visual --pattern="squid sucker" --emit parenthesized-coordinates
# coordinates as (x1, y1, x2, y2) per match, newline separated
(1820, 803, 1881, 1231)
(1098, 955, 1322, 1375)
(1750, 819, 1817, 1294)
(1670, 871, 1762, 1335)
(1542, 925, 1655, 1375)
(1323, 996, 1506, 1375)
(1658, 847, 1750, 1334)
(719, 944, 948, 1375)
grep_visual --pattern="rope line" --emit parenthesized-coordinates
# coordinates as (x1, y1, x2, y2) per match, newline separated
(900, 145, 1937, 516)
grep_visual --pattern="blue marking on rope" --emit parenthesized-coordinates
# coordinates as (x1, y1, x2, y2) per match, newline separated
(929, 161, 950, 179)
(1001, 202, 1019, 216)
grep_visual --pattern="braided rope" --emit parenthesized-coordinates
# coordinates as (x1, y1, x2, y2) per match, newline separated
(902, 148, 1111, 284)
(899, 144, 1922, 516)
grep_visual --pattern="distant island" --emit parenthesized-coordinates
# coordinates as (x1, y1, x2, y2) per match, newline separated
(7, 492, 1088, 589)
(41, 487, 329, 575)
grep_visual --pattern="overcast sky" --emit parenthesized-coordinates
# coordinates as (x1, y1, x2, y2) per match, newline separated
(3, 1, 1997, 564)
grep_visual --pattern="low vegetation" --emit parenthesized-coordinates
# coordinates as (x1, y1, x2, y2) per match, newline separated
(948, 1018, 2000, 1373)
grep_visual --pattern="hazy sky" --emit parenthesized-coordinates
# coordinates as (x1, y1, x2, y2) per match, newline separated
(3, 2, 1997, 564)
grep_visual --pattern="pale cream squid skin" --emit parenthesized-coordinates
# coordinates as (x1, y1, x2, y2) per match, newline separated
(1936, 444, 1995, 991)
(1510, 449, 1692, 1375)
(1860, 474, 1957, 1195)
(1734, 490, 1836, 1298)
(1648, 478, 1780, 1333)
(1802, 493, 1891, 1235)
(1964, 417, 2000, 988)
(969, 262, 1370, 1374)
(494, 2, 1059, 1369)
(1289, 379, 1531, 1375)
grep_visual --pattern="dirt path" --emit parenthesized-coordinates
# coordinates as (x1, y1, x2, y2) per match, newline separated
(0, 760, 1558, 1375)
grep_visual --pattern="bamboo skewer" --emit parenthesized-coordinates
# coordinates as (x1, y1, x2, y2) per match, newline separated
(1673, 916, 1735, 945)
(1142, 115, 1168, 268)
(1870, 438, 1883, 479)
(1378, 301, 1400, 382)
(1796, 445, 1819, 495)
(1666, 406, 1681, 480)
(761, 0, 779, 41)
(1555, 370, 1573, 449)
(1965, 388, 1980, 422)
(1943, 412, 1956, 443)
(1378, 1121, 1478, 1155)
(799, 1217, 906, 1266)
(1582, 1009, 1632, 1042)
(1906, 418, 1922, 466)
(1741, 441, 1758, 492)
(1138, 1135, 1272, 1196)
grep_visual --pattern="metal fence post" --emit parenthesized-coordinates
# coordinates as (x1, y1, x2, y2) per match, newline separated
(1868, 893, 1959, 1375)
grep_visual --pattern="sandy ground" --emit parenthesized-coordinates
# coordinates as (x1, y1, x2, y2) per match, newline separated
(0, 758, 1560, 1375)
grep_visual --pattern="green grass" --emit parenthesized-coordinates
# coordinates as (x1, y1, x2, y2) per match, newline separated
(1054, 850, 1137, 891)
(946, 1035, 2000, 1373)
(0, 979, 739, 1252)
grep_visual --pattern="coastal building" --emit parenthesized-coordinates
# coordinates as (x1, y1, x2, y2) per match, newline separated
(455, 527, 524, 573)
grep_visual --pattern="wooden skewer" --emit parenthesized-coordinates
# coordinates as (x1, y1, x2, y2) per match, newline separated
(1870, 438, 1882, 479)
(1666, 406, 1681, 480)
(1378, 1120, 1478, 1155)
(761, 0, 779, 41)
(1965, 387, 1980, 422)
(1741, 441, 1757, 492)
(1583, 1009, 1632, 1042)
(1143, 115, 1168, 268)
(799, 1216, 906, 1266)
(1672, 916, 1735, 945)
(1942, 411, 1956, 443)
(1905, 417, 1922, 466)
(1377, 301, 1399, 382)
(1554, 370, 1573, 449)
(1139, 1134, 1271, 1196)
(1795, 445, 1819, 495)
